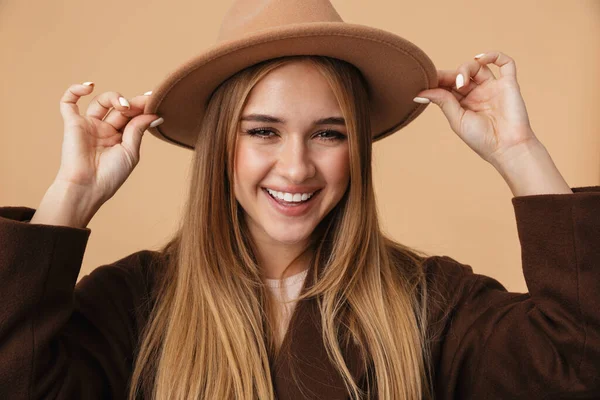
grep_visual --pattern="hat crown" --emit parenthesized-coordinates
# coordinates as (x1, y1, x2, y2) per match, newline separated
(217, 0, 344, 43)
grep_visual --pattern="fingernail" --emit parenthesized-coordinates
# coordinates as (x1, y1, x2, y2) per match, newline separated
(456, 74, 464, 89)
(143, 90, 153, 96)
(474, 53, 485, 59)
(118, 96, 130, 108)
(149, 117, 164, 128)
(82, 81, 94, 86)
(413, 97, 430, 104)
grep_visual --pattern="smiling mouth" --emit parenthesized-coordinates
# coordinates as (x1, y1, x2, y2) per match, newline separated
(262, 188, 322, 206)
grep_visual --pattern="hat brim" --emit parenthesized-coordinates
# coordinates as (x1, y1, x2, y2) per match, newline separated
(145, 22, 438, 150)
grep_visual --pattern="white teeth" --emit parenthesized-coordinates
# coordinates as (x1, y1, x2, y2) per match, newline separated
(266, 188, 315, 203)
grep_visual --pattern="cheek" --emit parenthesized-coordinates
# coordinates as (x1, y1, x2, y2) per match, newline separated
(234, 143, 270, 192)
(321, 149, 350, 187)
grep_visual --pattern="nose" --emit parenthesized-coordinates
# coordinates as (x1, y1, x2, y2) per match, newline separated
(276, 135, 316, 184)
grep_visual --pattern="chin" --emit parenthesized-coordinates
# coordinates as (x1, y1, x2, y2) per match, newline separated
(263, 226, 313, 245)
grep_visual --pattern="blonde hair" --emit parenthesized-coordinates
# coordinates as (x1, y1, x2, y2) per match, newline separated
(129, 55, 436, 399)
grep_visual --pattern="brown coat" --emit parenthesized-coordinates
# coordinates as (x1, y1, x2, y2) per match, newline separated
(1, 186, 599, 399)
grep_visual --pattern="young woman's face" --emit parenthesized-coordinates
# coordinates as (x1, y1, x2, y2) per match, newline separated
(234, 60, 350, 247)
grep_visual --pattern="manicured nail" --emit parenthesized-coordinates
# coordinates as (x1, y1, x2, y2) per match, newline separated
(82, 81, 94, 86)
(118, 97, 130, 108)
(456, 74, 464, 89)
(413, 97, 430, 104)
(149, 117, 164, 128)
(474, 53, 485, 59)
(143, 90, 152, 96)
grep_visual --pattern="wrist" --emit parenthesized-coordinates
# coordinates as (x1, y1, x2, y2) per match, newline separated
(29, 181, 101, 228)
(491, 139, 572, 197)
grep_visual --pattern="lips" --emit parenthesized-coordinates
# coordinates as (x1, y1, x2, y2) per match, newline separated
(264, 188, 321, 205)
(262, 187, 321, 217)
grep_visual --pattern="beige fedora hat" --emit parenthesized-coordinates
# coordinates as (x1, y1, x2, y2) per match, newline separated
(144, 0, 438, 150)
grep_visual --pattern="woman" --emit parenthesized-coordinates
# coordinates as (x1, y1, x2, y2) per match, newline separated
(1, 0, 598, 399)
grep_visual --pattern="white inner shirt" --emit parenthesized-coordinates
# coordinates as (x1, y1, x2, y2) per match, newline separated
(264, 268, 309, 345)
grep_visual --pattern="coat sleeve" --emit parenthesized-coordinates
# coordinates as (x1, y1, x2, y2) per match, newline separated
(425, 186, 600, 400)
(0, 206, 158, 400)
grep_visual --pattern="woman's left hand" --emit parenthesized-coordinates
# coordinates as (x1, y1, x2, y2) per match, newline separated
(414, 50, 539, 167)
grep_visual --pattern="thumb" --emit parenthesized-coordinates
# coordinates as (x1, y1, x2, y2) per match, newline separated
(121, 115, 164, 160)
(414, 88, 465, 133)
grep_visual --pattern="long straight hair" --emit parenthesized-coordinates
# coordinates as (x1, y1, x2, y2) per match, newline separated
(128, 55, 436, 399)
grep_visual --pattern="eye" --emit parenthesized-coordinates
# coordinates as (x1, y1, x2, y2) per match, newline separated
(244, 128, 277, 140)
(315, 129, 346, 142)
(244, 127, 346, 142)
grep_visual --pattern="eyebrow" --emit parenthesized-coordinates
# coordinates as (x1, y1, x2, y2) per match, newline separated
(240, 113, 346, 126)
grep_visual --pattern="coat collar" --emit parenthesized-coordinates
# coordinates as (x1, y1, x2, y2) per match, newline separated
(270, 260, 369, 399)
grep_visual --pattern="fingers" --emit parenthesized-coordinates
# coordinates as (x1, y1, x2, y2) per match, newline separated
(120, 114, 164, 161)
(59, 82, 95, 121)
(434, 70, 473, 101)
(85, 90, 132, 120)
(59, 82, 161, 142)
(413, 85, 465, 136)
(102, 92, 152, 131)
(456, 51, 517, 87)
(457, 60, 496, 87)
(434, 50, 516, 100)
(474, 50, 517, 81)
(437, 62, 494, 93)
(448, 88, 466, 103)
(436, 63, 492, 86)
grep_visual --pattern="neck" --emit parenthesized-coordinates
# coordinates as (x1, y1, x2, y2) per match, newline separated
(254, 239, 313, 280)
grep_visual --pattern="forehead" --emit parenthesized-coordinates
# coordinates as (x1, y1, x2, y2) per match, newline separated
(242, 60, 342, 114)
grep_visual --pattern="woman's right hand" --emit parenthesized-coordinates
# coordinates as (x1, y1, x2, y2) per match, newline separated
(54, 82, 163, 206)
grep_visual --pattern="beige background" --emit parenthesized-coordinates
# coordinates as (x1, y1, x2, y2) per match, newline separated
(1, 1, 598, 292)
